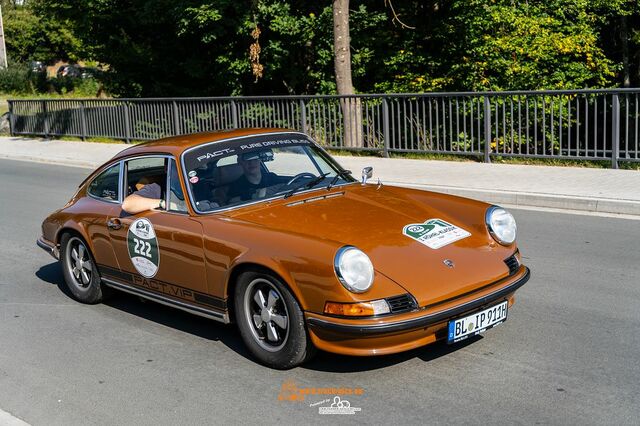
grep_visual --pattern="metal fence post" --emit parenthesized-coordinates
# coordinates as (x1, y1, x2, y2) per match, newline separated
(231, 100, 238, 128)
(42, 100, 50, 139)
(611, 94, 620, 169)
(80, 101, 88, 141)
(483, 96, 491, 163)
(172, 100, 181, 136)
(382, 97, 390, 158)
(7, 100, 13, 136)
(123, 102, 132, 143)
(299, 99, 307, 134)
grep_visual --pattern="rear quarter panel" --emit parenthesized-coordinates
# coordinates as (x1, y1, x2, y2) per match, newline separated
(45, 192, 121, 270)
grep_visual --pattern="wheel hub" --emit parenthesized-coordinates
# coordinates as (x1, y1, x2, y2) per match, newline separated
(245, 280, 290, 352)
(260, 306, 273, 324)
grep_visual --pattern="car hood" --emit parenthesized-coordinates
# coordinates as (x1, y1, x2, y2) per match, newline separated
(227, 184, 516, 306)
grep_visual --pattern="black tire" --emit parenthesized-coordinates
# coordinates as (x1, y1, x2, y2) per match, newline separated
(234, 270, 316, 369)
(60, 233, 108, 304)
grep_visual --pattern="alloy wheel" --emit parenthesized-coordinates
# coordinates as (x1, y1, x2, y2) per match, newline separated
(243, 278, 290, 352)
(65, 237, 93, 290)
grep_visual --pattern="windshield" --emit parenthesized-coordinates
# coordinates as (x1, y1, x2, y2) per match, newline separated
(182, 133, 356, 212)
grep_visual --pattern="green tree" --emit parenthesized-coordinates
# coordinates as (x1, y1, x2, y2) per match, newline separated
(2, 0, 82, 63)
(24, 0, 637, 96)
(446, 0, 617, 90)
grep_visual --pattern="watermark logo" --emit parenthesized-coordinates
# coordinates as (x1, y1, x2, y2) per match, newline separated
(318, 396, 361, 415)
(277, 380, 364, 415)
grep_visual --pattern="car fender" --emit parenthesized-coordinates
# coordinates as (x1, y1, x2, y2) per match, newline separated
(56, 219, 94, 252)
(226, 255, 304, 308)
(218, 229, 410, 314)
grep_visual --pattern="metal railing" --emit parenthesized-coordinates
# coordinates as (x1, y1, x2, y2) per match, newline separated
(8, 90, 640, 168)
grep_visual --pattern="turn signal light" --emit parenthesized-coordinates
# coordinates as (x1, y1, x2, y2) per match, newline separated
(324, 299, 390, 317)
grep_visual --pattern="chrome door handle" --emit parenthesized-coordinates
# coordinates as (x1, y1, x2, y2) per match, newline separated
(107, 218, 122, 230)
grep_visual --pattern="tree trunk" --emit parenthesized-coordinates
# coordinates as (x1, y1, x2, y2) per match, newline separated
(621, 15, 630, 88)
(333, 0, 363, 148)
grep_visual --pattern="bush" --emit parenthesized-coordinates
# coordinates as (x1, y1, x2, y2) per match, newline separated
(0, 62, 34, 94)
(50, 75, 101, 97)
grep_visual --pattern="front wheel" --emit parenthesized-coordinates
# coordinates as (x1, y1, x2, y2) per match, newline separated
(234, 270, 316, 369)
(60, 233, 107, 304)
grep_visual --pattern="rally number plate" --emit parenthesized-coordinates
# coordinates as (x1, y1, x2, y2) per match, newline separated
(447, 301, 508, 344)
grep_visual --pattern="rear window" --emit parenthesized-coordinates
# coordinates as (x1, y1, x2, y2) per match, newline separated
(88, 163, 120, 201)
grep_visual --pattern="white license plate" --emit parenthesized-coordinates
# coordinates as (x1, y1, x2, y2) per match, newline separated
(447, 301, 508, 344)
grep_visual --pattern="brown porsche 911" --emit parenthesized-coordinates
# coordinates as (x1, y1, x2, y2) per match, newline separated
(37, 129, 529, 369)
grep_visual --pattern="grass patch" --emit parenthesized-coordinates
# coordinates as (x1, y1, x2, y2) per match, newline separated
(2, 91, 104, 102)
(491, 156, 608, 168)
(619, 162, 640, 171)
(327, 148, 383, 157)
(490, 156, 640, 170)
(390, 152, 478, 162)
(57, 135, 128, 144)
(1, 89, 109, 117)
(17, 135, 144, 144)
(329, 149, 479, 162)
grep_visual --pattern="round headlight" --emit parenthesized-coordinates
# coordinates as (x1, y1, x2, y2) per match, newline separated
(486, 206, 517, 245)
(334, 246, 374, 293)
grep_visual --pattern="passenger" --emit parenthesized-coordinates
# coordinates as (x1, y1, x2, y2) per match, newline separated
(122, 177, 164, 214)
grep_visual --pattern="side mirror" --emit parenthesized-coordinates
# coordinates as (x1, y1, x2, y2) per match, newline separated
(361, 166, 373, 185)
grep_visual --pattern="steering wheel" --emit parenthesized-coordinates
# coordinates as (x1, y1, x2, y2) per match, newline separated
(286, 172, 317, 186)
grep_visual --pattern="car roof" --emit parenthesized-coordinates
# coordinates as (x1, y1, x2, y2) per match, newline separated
(110, 127, 295, 161)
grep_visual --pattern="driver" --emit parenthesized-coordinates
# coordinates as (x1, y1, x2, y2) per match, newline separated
(226, 151, 285, 202)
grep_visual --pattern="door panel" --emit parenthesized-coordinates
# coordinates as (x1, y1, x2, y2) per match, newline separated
(106, 210, 217, 309)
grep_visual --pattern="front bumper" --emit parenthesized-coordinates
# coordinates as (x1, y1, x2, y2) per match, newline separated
(306, 266, 530, 356)
(37, 237, 59, 260)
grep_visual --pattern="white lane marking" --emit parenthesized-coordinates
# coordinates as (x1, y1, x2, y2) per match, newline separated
(0, 408, 30, 426)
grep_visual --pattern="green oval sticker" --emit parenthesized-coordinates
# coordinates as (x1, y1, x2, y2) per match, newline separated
(127, 218, 160, 278)
(403, 218, 471, 249)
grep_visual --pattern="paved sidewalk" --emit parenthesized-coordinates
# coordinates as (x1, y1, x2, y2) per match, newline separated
(1, 136, 639, 215)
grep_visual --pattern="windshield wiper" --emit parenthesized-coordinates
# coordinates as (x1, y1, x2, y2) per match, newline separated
(326, 169, 352, 191)
(283, 173, 330, 199)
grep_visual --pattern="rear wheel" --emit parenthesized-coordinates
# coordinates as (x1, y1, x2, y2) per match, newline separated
(234, 270, 316, 369)
(60, 233, 107, 304)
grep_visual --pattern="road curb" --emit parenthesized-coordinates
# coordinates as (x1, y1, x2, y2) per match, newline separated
(0, 408, 30, 426)
(0, 154, 96, 169)
(390, 182, 640, 216)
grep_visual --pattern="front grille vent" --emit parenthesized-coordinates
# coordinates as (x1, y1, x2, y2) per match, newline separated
(504, 251, 521, 275)
(386, 294, 418, 314)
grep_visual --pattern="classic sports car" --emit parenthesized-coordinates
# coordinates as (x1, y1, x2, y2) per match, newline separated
(37, 129, 529, 369)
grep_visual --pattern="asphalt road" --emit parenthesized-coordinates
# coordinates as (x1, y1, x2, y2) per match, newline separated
(0, 158, 638, 425)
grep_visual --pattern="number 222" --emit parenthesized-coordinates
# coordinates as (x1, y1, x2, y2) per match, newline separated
(134, 238, 151, 258)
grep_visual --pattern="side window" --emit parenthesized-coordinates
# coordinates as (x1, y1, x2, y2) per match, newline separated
(88, 163, 120, 201)
(126, 157, 167, 199)
(168, 159, 187, 213)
